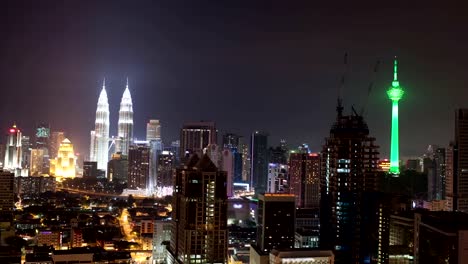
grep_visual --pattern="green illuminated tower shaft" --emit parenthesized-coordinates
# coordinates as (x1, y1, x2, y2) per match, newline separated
(387, 58, 404, 175)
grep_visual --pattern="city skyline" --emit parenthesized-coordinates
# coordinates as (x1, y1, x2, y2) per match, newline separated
(1, 3, 466, 160)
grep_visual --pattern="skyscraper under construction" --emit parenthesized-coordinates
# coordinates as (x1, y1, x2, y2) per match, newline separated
(320, 102, 388, 264)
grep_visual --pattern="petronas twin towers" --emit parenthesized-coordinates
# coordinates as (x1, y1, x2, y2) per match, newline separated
(90, 78, 134, 171)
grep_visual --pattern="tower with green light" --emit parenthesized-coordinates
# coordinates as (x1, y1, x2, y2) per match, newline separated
(387, 58, 404, 175)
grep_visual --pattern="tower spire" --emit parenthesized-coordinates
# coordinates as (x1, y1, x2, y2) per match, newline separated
(387, 56, 404, 176)
(103, 77, 106, 88)
(126, 77, 129, 88)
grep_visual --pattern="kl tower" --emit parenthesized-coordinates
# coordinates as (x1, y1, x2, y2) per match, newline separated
(387, 57, 404, 175)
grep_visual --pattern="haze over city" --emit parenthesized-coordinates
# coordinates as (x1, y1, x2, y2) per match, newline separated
(1, 2, 467, 158)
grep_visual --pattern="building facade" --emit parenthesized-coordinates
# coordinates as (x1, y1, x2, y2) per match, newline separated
(250, 131, 268, 194)
(179, 121, 217, 162)
(320, 106, 386, 264)
(4, 124, 22, 173)
(90, 80, 110, 172)
(289, 149, 320, 208)
(116, 79, 134, 155)
(128, 144, 150, 189)
(168, 154, 227, 264)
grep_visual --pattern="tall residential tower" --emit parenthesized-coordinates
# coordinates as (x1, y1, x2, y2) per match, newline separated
(90, 79, 110, 171)
(117, 78, 134, 155)
(387, 58, 404, 175)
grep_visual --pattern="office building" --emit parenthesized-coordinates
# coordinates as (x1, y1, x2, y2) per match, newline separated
(320, 103, 385, 264)
(157, 150, 175, 188)
(289, 148, 320, 208)
(107, 152, 128, 183)
(83, 161, 98, 179)
(0, 170, 14, 212)
(152, 219, 172, 263)
(445, 142, 456, 211)
(251, 194, 295, 264)
(425, 145, 446, 201)
(3, 124, 22, 173)
(30, 148, 44, 176)
(267, 163, 288, 193)
(179, 121, 216, 161)
(250, 131, 268, 194)
(21, 135, 31, 170)
(49, 138, 76, 180)
(168, 154, 227, 264)
(128, 144, 150, 189)
(49, 131, 65, 159)
(90, 79, 110, 171)
(116, 78, 134, 155)
(448, 109, 468, 212)
(147, 119, 161, 141)
(269, 140, 288, 164)
(240, 142, 250, 183)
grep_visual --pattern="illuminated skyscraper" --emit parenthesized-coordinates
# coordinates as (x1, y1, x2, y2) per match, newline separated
(180, 121, 217, 161)
(90, 79, 110, 171)
(168, 154, 227, 264)
(320, 105, 385, 264)
(146, 119, 161, 141)
(50, 131, 65, 159)
(4, 124, 22, 173)
(116, 78, 134, 155)
(30, 148, 44, 176)
(50, 138, 76, 180)
(128, 143, 150, 190)
(387, 58, 404, 175)
(289, 147, 320, 208)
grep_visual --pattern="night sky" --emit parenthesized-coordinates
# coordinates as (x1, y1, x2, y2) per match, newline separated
(1, 2, 467, 159)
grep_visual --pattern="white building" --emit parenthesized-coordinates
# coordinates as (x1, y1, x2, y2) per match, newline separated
(90, 79, 110, 172)
(116, 78, 134, 155)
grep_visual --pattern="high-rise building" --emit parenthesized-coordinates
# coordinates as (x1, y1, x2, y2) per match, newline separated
(107, 152, 128, 183)
(387, 58, 404, 175)
(289, 149, 320, 208)
(0, 170, 14, 212)
(222, 148, 234, 197)
(35, 123, 50, 152)
(49, 138, 76, 180)
(116, 78, 134, 155)
(320, 104, 385, 264)
(90, 79, 110, 171)
(250, 131, 268, 194)
(30, 149, 44, 176)
(50, 131, 65, 159)
(168, 154, 227, 264)
(445, 142, 457, 211)
(127, 144, 150, 189)
(251, 193, 295, 263)
(146, 119, 161, 141)
(448, 109, 468, 212)
(83, 161, 98, 179)
(180, 121, 216, 161)
(21, 136, 31, 173)
(267, 163, 288, 193)
(4, 124, 22, 173)
(157, 150, 175, 188)
(269, 140, 288, 164)
(425, 145, 446, 201)
(222, 133, 243, 185)
(240, 141, 250, 183)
